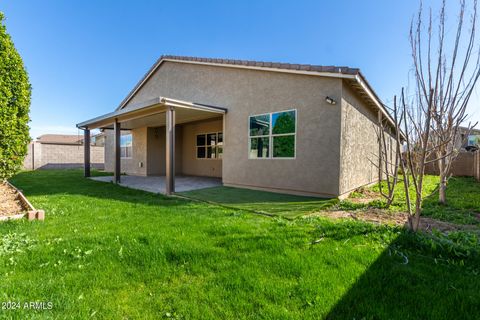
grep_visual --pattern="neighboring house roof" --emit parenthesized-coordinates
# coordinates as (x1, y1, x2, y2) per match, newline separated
(458, 126, 480, 135)
(36, 134, 82, 145)
(115, 55, 397, 132)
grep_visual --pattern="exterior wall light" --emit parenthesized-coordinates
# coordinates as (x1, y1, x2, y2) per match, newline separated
(325, 96, 337, 105)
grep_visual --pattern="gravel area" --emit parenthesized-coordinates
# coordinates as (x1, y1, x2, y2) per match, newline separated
(0, 182, 25, 216)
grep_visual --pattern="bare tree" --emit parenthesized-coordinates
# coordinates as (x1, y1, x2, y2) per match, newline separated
(375, 111, 401, 207)
(410, 0, 480, 205)
(393, 94, 413, 220)
(397, 88, 434, 231)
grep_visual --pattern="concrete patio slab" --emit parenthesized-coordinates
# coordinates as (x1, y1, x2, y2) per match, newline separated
(90, 175, 222, 194)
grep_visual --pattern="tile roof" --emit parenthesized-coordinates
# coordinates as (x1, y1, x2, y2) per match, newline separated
(117, 55, 362, 111)
(160, 55, 360, 75)
(36, 134, 82, 145)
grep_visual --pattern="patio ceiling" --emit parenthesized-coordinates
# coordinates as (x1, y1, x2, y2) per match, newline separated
(76, 97, 227, 130)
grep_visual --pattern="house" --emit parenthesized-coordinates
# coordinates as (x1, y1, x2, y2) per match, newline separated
(425, 126, 480, 177)
(77, 55, 397, 198)
(458, 126, 480, 151)
(23, 134, 104, 170)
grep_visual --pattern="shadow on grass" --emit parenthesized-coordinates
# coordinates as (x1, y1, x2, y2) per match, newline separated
(9, 169, 185, 208)
(323, 227, 480, 320)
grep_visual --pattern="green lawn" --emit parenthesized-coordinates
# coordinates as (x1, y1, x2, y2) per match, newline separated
(179, 186, 338, 219)
(0, 170, 479, 319)
(345, 175, 480, 225)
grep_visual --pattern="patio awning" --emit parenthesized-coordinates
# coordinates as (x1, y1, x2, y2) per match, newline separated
(78, 97, 227, 195)
(76, 97, 227, 130)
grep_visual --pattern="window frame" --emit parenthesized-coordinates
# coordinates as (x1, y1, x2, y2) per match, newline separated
(248, 109, 297, 160)
(195, 131, 223, 160)
(120, 133, 133, 159)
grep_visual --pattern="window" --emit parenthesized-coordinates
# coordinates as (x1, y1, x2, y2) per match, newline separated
(248, 109, 296, 159)
(468, 134, 480, 147)
(196, 132, 223, 159)
(120, 133, 132, 158)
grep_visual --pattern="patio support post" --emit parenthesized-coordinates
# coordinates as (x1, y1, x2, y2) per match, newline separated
(83, 128, 91, 177)
(166, 106, 175, 195)
(114, 118, 121, 183)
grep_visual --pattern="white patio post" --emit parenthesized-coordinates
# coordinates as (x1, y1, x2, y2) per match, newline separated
(83, 128, 91, 177)
(114, 118, 121, 183)
(166, 106, 175, 195)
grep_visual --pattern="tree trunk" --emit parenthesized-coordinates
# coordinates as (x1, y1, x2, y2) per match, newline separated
(402, 173, 412, 215)
(409, 195, 422, 232)
(439, 175, 447, 204)
(438, 157, 447, 204)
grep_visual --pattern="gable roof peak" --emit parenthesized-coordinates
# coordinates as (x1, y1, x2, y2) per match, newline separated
(117, 54, 362, 111)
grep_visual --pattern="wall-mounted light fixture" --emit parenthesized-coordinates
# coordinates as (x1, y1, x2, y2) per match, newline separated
(325, 96, 337, 105)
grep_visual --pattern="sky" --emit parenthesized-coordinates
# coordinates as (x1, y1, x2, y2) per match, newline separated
(1, 0, 479, 138)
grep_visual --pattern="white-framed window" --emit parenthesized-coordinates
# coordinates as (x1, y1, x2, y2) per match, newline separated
(196, 132, 223, 159)
(248, 109, 296, 159)
(120, 133, 132, 159)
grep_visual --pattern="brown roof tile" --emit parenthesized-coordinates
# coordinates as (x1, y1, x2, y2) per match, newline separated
(36, 134, 82, 145)
(160, 55, 360, 75)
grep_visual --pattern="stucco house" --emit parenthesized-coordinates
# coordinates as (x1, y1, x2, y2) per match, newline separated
(77, 55, 397, 198)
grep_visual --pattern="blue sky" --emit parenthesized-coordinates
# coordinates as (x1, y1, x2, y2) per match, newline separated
(1, 0, 479, 138)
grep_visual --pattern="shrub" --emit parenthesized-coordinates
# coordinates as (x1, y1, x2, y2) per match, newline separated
(0, 12, 31, 180)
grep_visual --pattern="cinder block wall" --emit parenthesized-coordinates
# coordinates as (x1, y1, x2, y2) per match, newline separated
(23, 142, 104, 170)
(425, 151, 475, 177)
(474, 151, 480, 181)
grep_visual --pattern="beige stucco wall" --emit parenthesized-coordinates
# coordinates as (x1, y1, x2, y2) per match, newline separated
(181, 118, 223, 178)
(146, 126, 183, 175)
(23, 142, 104, 170)
(105, 118, 223, 178)
(339, 83, 396, 196)
(122, 61, 343, 197)
(104, 128, 148, 175)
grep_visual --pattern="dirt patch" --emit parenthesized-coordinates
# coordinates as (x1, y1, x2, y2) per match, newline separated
(349, 198, 377, 204)
(418, 217, 478, 233)
(308, 209, 407, 226)
(348, 187, 381, 204)
(306, 209, 478, 233)
(0, 182, 26, 216)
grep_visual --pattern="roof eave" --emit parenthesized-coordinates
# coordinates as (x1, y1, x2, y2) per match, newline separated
(77, 96, 226, 130)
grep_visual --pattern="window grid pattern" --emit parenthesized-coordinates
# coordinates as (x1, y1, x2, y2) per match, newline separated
(248, 109, 296, 159)
(196, 132, 223, 159)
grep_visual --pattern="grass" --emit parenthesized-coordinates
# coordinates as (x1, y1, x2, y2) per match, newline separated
(179, 186, 338, 219)
(422, 177, 480, 225)
(0, 169, 478, 319)
(344, 175, 480, 225)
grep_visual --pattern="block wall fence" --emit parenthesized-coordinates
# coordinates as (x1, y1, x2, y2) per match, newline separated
(23, 142, 104, 170)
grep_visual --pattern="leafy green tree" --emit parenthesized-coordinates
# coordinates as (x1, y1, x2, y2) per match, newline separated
(272, 112, 295, 134)
(0, 12, 31, 180)
(272, 112, 295, 157)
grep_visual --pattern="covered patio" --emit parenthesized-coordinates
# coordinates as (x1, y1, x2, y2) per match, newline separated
(77, 97, 226, 195)
(91, 175, 222, 194)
